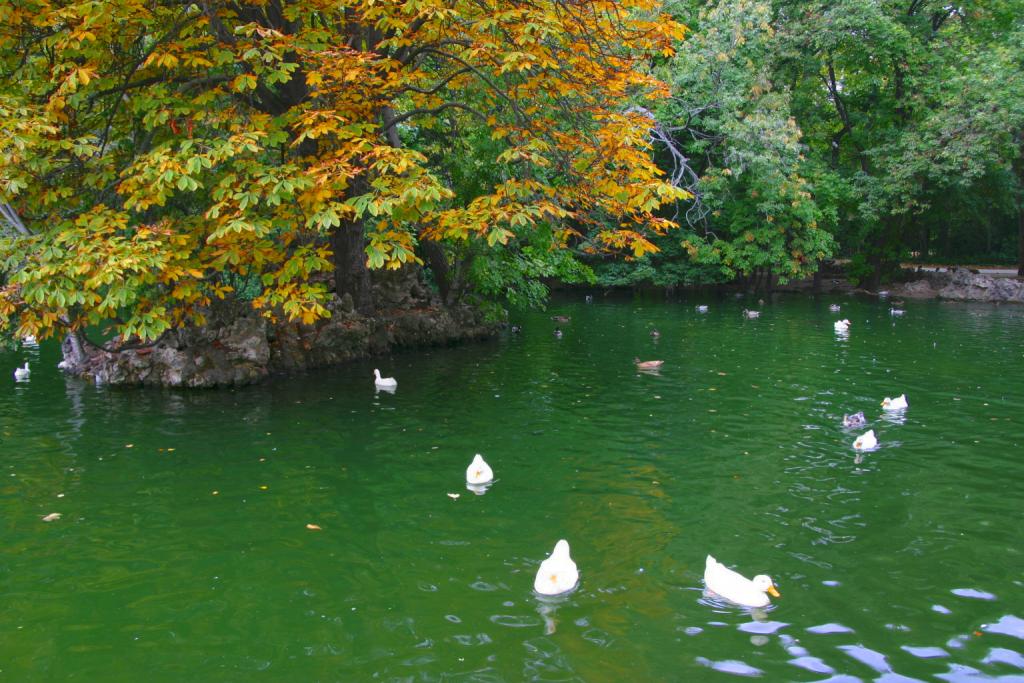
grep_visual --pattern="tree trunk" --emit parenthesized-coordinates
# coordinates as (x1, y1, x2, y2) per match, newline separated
(419, 239, 452, 305)
(331, 217, 375, 318)
(1017, 196, 1024, 277)
(867, 253, 882, 291)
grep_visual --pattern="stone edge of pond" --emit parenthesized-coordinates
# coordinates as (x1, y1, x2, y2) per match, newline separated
(56, 274, 501, 388)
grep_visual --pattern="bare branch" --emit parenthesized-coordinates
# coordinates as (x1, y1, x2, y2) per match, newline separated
(0, 202, 31, 236)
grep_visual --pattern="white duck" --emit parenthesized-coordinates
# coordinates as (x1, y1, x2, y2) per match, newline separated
(13, 362, 30, 381)
(534, 540, 579, 596)
(696, 305, 709, 313)
(373, 368, 397, 390)
(853, 429, 878, 450)
(829, 304, 841, 312)
(465, 454, 493, 485)
(742, 309, 760, 319)
(22, 335, 38, 347)
(704, 555, 779, 608)
(834, 319, 851, 332)
(881, 394, 908, 410)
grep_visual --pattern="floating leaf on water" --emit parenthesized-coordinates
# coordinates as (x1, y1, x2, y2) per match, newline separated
(41, 512, 61, 522)
(306, 523, 322, 531)
(447, 493, 460, 500)
(259, 485, 268, 490)
(212, 490, 219, 495)
(125, 444, 133, 448)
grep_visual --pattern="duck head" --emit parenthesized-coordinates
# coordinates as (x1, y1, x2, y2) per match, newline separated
(753, 574, 780, 598)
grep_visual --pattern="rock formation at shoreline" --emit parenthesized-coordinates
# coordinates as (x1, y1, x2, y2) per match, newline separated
(58, 267, 499, 388)
(893, 267, 1024, 303)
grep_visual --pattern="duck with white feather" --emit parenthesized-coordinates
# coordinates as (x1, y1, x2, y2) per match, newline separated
(853, 429, 878, 450)
(834, 319, 851, 333)
(373, 368, 397, 390)
(881, 394, 908, 410)
(465, 454, 493, 485)
(703, 555, 779, 608)
(534, 540, 579, 596)
(13, 362, 30, 381)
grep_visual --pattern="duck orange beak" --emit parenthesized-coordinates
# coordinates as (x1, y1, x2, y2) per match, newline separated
(768, 586, 780, 598)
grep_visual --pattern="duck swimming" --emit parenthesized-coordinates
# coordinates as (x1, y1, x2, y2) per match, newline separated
(13, 362, 30, 381)
(881, 394, 908, 410)
(696, 305, 709, 313)
(704, 555, 779, 608)
(465, 454, 493, 485)
(742, 309, 760, 319)
(829, 304, 841, 312)
(534, 540, 579, 596)
(373, 368, 397, 389)
(853, 429, 878, 450)
(634, 358, 664, 370)
(834, 319, 851, 332)
(842, 411, 866, 428)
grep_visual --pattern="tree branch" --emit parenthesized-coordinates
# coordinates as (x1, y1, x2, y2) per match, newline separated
(383, 101, 489, 130)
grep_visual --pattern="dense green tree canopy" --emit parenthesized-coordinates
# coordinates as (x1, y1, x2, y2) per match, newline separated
(599, 0, 1024, 290)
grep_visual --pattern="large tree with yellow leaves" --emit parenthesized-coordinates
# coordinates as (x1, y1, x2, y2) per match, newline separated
(0, 0, 686, 344)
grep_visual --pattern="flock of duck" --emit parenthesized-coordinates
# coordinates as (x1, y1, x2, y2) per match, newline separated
(376, 300, 915, 607)
(462, 450, 782, 604)
(374, 361, 782, 603)
(12, 301, 908, 609)
(510, 299, 908, 606)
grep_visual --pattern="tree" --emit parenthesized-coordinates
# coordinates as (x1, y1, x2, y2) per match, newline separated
(664, 0, 834, 290)
(0, 0, 687, 344)
(603, 0, 835, 293)
(778, 0, 1024, 285)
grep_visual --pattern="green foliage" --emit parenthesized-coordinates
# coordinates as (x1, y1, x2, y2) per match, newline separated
(593, 238, 727, 287)
(776, 0, 1024, 278)
(468, 242, 595, 311)
(648, 0, 836, 287)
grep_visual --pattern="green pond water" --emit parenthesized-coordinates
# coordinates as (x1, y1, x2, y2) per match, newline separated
(2, 295, 1024, 682)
